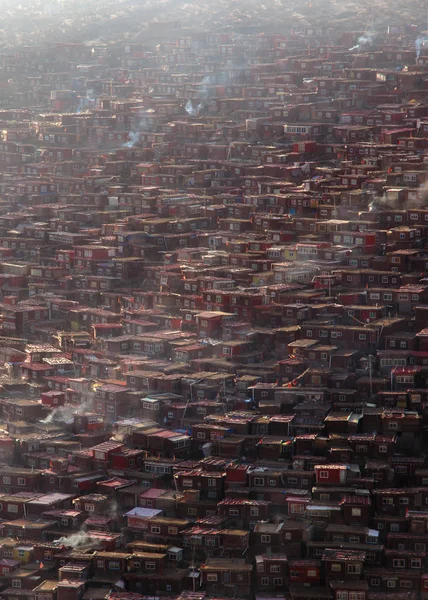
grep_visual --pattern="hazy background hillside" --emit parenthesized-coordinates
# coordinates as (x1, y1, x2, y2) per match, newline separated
(0, 0, 424, 46)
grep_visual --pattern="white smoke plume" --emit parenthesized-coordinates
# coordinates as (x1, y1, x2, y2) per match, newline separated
(124, 131, 139, 148)
(54, 530, 100, 549)
(106, 499, 120, 522)
(124, 115, 153, 147)
(185, 100, 197, 116)
(111, 431, 126, 443)
(76, 95, 96, 114)
(198, 75, 211, 99)
(349, 32, 374, 51)
(40, 405, 75, 425)
(368, 178, 428, 212)
(409, 180, 428, 208)
(415, 36, 428, 59)
(40, 394, 95, 425)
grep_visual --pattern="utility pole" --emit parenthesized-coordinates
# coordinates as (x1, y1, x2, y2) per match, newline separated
(191, 538, 197, 592)
(368, 355, 373, 398)
(183, 377, 204, 420)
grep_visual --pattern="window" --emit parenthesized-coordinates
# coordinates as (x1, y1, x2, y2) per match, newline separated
(382, 497, 394, 505)
(387, 580, 396, 588)
(3, 476, 11, 485)
(261, 535, 271, 543)
(145, 562, 156, 570)
(17, 478, 26, 486)
(250, 507, 259, 517)
(261, 578, 269, 586)
(331, 564, 341, 572)
(290, 503, 306, 515)
(188, 508, 197, 516)
(393, 559, 405, 568)
(347, 564, 361, 574)
(7, 504, 18, 513)
(151, 526, 161, 534)
(273, 578, 283, 586)
(390, 523, 400, 532)
(411, 559, 421, 569)
(319, 471, 329, 479)
(229, 508, 239, 516)
(337, 593, 348, 600)
(254, 478, 265, 486)
(400, 580, 413, 589)
(371, 578, 380, 587)
(399, 497, 409, 505)
(207, 574, 218, 582)
(109, 561, 120, 570)
(290, 503, 305, 514)
(12, 580, 21, 588)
